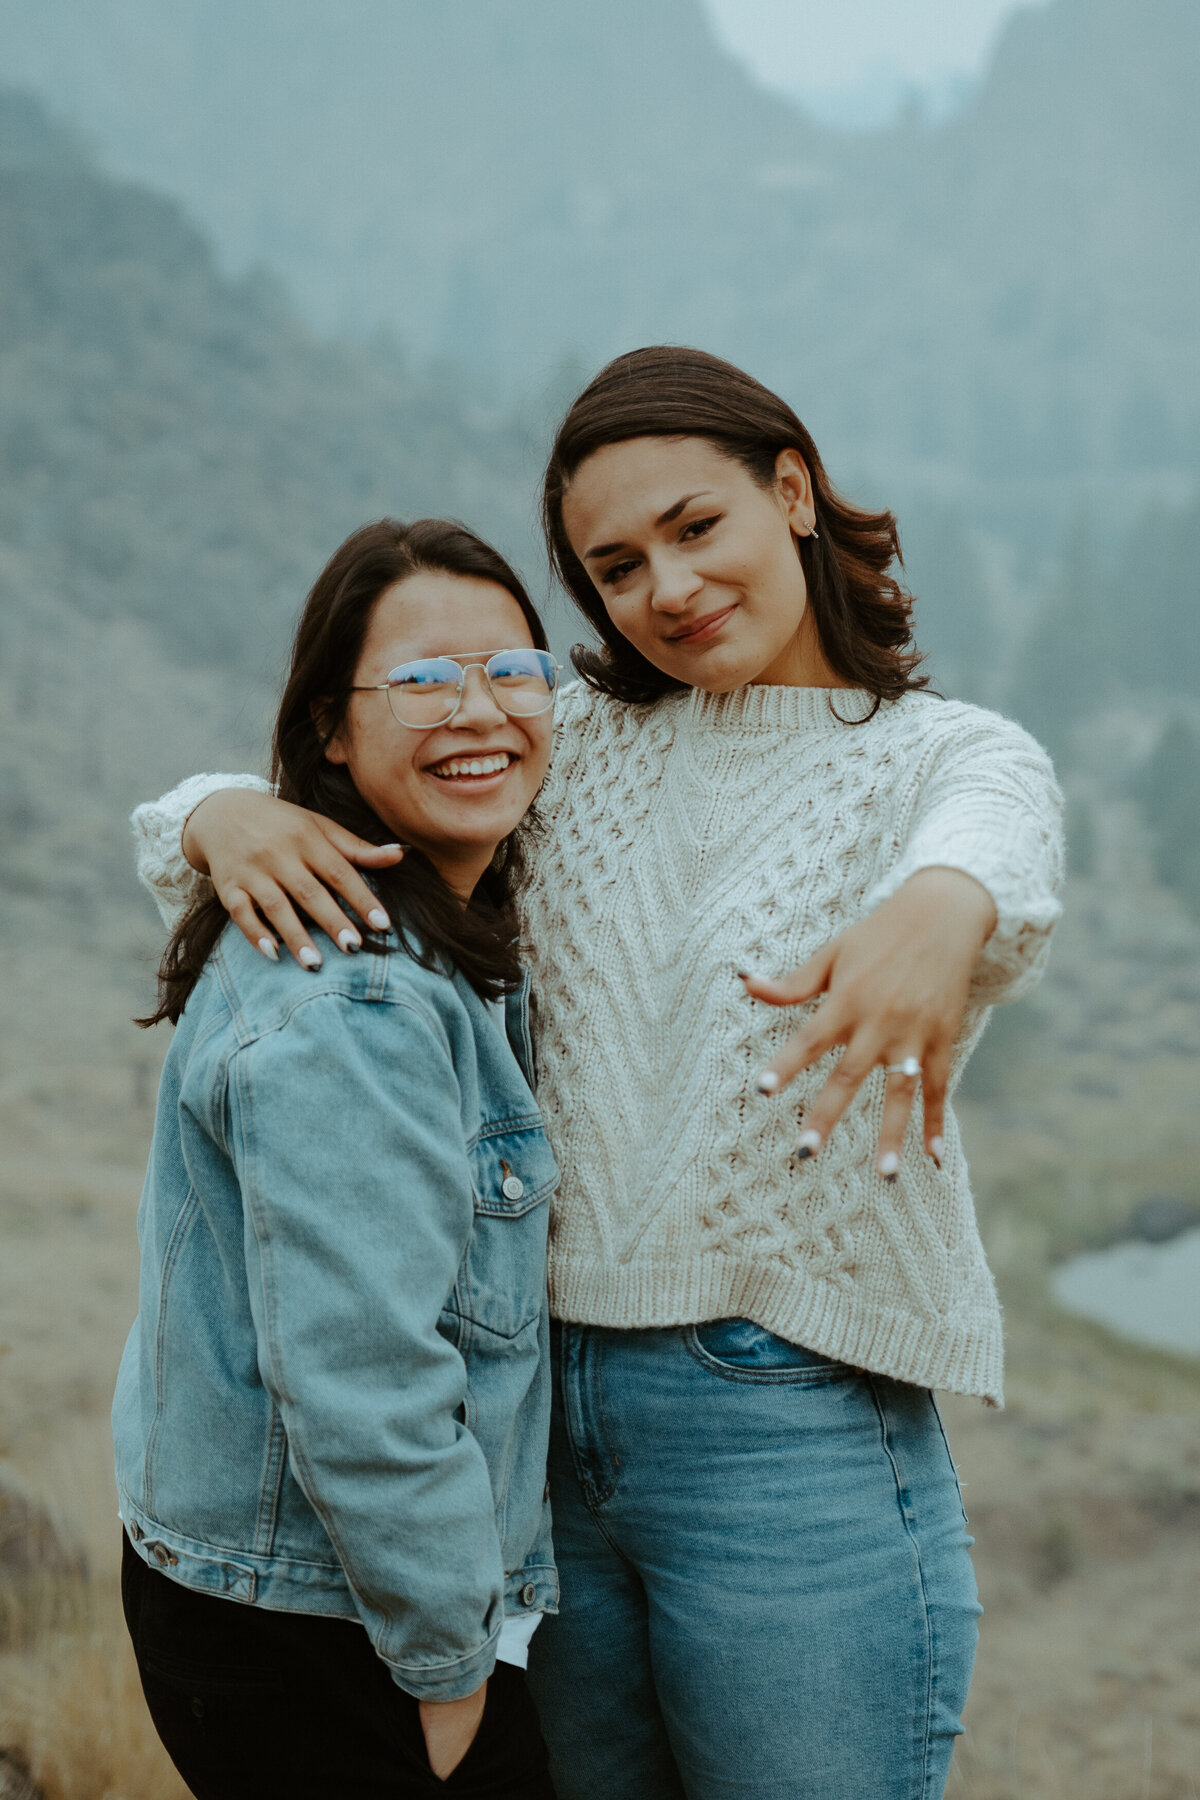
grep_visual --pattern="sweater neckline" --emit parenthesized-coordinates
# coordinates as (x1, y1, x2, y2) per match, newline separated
(683, 683, 882, 731)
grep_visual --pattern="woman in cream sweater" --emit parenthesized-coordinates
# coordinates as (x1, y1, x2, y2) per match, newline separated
(134, 348, 1062, 1800)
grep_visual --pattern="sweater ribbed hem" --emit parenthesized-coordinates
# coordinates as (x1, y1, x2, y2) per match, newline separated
(547, 1250, 1005, 1406)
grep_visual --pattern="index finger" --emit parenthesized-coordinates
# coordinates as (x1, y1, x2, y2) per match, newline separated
(309, 836, 403, 939)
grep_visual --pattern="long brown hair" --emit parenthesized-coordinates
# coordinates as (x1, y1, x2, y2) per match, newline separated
(140, 518, 548, 1027)
(543, 345, 926, 709)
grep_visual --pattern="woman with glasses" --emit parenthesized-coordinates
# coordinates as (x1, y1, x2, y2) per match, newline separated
(131, 349, 1063, 1800)
(114, 518, 562, 1798)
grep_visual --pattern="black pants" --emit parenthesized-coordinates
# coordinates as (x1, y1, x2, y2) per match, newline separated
(121, 1533, 557, 1798)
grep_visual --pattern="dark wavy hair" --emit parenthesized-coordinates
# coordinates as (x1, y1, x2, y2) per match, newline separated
(140, 518, 548, 1027)
(543, 345, 926, 709)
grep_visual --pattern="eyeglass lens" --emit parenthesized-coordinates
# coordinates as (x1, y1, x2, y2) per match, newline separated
(385, 650, 557, 727)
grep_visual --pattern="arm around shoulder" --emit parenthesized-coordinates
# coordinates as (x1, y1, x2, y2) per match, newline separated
(132, 771, 271, 926)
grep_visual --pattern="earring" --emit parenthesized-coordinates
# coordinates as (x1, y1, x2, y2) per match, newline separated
(809, 524, 820, 539)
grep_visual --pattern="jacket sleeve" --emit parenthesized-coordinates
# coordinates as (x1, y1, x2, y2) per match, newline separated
(862, 709, 1065, 1005)
(131, 771, 271, 926)
(224, 989, 504, 1700)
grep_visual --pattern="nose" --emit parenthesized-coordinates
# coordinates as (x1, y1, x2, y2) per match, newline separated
(449, 662, 508, 729)
(647, 550, 704, 615)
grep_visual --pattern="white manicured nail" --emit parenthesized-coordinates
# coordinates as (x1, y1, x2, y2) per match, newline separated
(298, 946, 322, 969)
(337, 930, 361, 954)
(930, 1136, 945, 1166)
(797, 1129, 822, 1160)
(367, 909, 389, 931)
(257, 937, 279, 962)
(879, 1151, 900, 1181)
(755, 1070, 781, 1095)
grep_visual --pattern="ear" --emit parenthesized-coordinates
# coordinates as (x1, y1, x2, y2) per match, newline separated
(312, 697, 349, 766)
(774, 448, 815, 536)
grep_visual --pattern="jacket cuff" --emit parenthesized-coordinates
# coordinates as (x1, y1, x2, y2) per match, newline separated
(385, 1631, 500, 1701)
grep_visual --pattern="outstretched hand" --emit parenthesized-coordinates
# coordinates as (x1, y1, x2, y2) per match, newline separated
(741, 867, 997, 1176)
(183, 788, 405, 968)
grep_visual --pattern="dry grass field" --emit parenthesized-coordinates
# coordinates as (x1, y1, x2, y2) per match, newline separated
(1, 746, 1198, 1797)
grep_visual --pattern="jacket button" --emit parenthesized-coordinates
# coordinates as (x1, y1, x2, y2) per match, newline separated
(127, 1520, 143, 1543)
(151, 1542, 171, 1567)
(502, 1173, 526, 1201)
(520, 1582, 538, 1607)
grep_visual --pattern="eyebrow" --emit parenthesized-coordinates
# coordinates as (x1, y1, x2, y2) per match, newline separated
(583, 491, 714, 562)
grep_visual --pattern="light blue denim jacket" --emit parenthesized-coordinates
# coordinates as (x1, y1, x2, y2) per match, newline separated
(112, 920, 558, 1700)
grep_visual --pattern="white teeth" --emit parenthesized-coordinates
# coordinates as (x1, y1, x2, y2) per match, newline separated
(432, 752, 512, 779)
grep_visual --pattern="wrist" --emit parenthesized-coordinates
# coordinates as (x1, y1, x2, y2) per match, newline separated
(900, 865, 998, 946)
(180, 795, 215, 876)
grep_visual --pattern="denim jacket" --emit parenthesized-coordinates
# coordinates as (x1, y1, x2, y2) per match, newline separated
(112, 921, 558, 1701)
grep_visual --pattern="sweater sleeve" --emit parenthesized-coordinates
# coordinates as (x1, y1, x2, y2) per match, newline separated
(862, 707, 1065, 1005)
(131, 772, 271, 926)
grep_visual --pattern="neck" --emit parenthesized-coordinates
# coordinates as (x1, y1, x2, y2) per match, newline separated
(752, 609, 850, 688)
(424, 843, 497, 902)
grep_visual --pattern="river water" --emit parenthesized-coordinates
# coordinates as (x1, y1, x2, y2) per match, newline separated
(1052, 1227, 1200, 1358)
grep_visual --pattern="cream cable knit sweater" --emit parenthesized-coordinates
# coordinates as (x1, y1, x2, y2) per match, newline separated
(133, 683, 1063, 1404)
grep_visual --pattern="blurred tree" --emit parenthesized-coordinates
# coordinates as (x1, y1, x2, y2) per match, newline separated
(898, 503, 998, 703)
(1134, 719, 1200, 922)
(1008, 514, 1114, 763)
(1064, 795, 1097, 879)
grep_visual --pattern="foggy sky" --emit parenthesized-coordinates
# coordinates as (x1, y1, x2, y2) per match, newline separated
(701, 0, 1053, 117)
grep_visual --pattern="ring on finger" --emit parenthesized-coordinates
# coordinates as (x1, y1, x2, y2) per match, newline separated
(883, 1056, 922, 1079)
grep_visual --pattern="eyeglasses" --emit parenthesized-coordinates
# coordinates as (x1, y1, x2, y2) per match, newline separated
(350, 648, 561, 729)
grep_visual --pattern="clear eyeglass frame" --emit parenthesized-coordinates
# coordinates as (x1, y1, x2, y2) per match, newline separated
(350, 647, 561, 729)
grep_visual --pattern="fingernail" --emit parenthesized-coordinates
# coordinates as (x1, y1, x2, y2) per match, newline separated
(367, 909, 389, 931)
(755, 1070, 780, 1095)
(298, 946, 322, 969)
(257, 937, 279, 962)
(797, 1128, 822, 1160)
(930, 1136, 945, 1167)
(380, 844, 404, 854)
(879, 1151, 900, 1182)
(337, 929, 362, 954)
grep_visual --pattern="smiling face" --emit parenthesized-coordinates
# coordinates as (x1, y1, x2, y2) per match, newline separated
(325, 570, 553, 898)
(562, 435, 845, 692)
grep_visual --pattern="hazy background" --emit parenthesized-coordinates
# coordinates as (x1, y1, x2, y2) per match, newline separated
(0, 3, 1197, 1796)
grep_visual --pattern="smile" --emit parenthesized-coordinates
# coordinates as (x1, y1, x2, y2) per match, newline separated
(668, 604, 737, 645)
(428, 751, 514, 782)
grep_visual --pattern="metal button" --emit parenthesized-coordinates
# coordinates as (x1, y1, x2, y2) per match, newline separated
(501, 1173, 525, 1201)
(151, 1542, 170, 1567)
(127, 1520, 143, 1543)
(520, 1582, 538, 1607)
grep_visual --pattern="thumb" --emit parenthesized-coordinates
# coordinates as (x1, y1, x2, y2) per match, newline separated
(318, 819, 406, 865)
(738, 942, 836, 1008)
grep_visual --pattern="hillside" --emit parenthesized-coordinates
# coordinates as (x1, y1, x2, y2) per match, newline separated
(0, 0, 1196, 523)
(0, 88, 540, 685)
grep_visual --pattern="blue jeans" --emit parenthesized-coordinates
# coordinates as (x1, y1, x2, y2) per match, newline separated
(526, 1321, 980, 1800)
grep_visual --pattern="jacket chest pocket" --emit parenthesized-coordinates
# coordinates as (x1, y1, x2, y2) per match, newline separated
(445, 1121, 557, 1341)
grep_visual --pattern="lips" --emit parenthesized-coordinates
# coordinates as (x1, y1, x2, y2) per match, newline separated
(668, 603, 737, 645)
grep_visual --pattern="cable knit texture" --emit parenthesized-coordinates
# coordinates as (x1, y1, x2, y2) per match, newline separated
(132, 684, 1063, 1405)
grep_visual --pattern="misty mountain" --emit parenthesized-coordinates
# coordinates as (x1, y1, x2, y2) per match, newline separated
(0, 90, 541, 679)
(1, 0, 1196, 525)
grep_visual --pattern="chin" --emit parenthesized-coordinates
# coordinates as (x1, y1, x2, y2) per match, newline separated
(667, 651, 761, 694)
